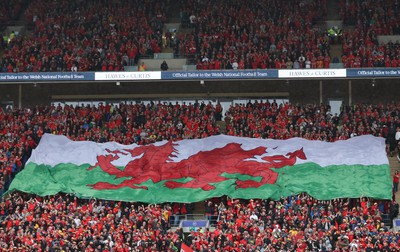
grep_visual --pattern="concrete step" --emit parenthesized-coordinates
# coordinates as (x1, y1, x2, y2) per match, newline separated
(326, 20, 343, 29)
(326, 0, 341, 20)
(166, 0, 181, 20)
(330, 44, 343, 63)
(138, 58, 187, 71)
(161, 48, 174, 54)
(169, 17, 181, 23)
(4, 26, 25, 36)
(164, 23, 181, 33)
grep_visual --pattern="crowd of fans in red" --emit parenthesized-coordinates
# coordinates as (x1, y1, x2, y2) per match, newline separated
(339, 0, 400, 68)
(223, 101, 400, 143)
(1, 0, 400, 250)
(0, 101, 399, 251)
(178, 0, 330, 70)
(2, 0, 400, 72)
(2, 100, 400, 194)
(1, 0, 167, 73)
(0, 192, 398, 251)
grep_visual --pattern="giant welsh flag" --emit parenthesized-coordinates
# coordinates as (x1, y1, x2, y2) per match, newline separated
(8, 134, 392, 203)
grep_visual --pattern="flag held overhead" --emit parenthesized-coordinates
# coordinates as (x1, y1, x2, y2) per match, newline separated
(8, 134, 392, 203)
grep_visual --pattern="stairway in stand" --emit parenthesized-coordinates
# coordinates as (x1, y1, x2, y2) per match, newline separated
(161, 0, 182, 54)
(320, 0, 343, 66)
(160, 0, 195, 68)
(326, 0, 341, 20)
(330, 44, 343, 63)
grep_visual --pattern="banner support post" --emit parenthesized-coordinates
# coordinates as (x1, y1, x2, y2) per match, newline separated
(18, 84, 22, 109)
(348, 80, 352, 106)
(319, 80, 323, 104)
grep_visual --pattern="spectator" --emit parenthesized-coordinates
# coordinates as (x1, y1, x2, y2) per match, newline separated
(1, 0, 166, 72)
(179, 0, 329, 70)
(1, 100, 400, 251)
(394, 170, 400, 193)
(1, 191, 397, 252)
(139, 62, 147, 71)
(161, 60, 169, 71)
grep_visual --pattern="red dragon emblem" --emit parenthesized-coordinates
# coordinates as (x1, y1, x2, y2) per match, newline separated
(88, 142, 306, 191)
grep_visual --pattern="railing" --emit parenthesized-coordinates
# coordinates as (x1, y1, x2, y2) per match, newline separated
(140, 52, 188, 60)
(168, 214, 219, 228)
(169, 214, 205, 227)
(208, 215, 219, 226)
(185, 214, 206, 220)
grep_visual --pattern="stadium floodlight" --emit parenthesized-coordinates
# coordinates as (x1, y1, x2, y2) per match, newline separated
(371, 79, 376, 87)
(200, 80, 205, 86)
(116, 81, 121, 86)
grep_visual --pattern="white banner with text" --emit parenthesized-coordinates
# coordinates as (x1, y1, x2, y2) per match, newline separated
(278, 69, 347, 78)
(95, 72, 162, 81)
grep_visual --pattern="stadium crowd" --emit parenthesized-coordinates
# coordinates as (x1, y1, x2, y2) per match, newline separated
(1, 0, 400, 251)
(339, 0, 400, 68)
(2, 100, 400, 194)
(2, 0, 400, 72)
(0, 192, 398, 251)
(0, 100, 399, 251)
(178, 0, 330, 70)
(0, 0, 333, 72)
(1, 0, 167, 73)
(224, 101, 400, 144)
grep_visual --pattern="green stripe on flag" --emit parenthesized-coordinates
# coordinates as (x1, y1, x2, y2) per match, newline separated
(8, 162, 392, 203)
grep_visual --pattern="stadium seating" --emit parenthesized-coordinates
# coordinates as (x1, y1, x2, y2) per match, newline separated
(1, 0, 167, 72)
(339, 0, 400, 68)
(0, 96, 399, 251)
(0, 191, 397, 251)
(1, 0, 400, 249)
(1, 0, 333, 72)
(179, 0, 330, 70)
(1, 101, 398, 196)
(2, 0, 400, 71)
(224, 101, 395, 141)
(0, 101, 221, 195)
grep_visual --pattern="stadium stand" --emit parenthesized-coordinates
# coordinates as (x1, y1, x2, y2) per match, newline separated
(0, 192, 398, 251)
(179, 0, 330, 70)
(338, 0, 400, 68)
(224, 101, 398, 141)
(0, 101, 221, 195)
(2, 101, 400, 194)
(1, 0, 334, 72)
(1, 0, 400, 251)
(339, 0, 400, 31)
(1, 0, 167, 72)
(2, 0, 399, 72)
(1, 101, 400, 196)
